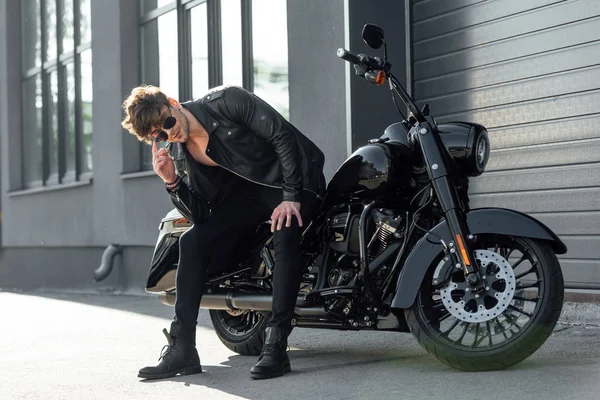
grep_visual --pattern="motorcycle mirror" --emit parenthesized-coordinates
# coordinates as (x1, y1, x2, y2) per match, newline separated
(362, 24, 385, 49)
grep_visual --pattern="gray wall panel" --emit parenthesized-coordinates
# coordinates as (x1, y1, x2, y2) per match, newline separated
(416, 41, 600, 98)
(412, 0, 600, 286)
(485, 138, 600, 171)
(414, 0, 565, 43)
(560, 260, 600, 289)
(3, 186, 94, 246)
(347, 0, 407, 151)
(0, 247, 110, 291)
(90, 0, 137, 246)
(488, 115, 600, 149)
(469, 188, 600, 212)
(287, 0, 347, 181)
(424, 65, 600, 115)
(414, 0, 592, 60)
(559, 237, 600, 260)
(470, 163, 600, 193)
(0, 246, 152, 294)
(437, 91, 600, 127)
(414, 16, 600, 80)
(413, 0, 484, 22)
(530, 212, 600, 236)
(122, 176, 174, 245)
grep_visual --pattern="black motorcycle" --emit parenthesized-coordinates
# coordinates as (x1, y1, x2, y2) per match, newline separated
(145, 24, 566, 371)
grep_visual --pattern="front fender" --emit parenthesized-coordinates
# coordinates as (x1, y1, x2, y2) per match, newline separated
(389, 207, 567, 309)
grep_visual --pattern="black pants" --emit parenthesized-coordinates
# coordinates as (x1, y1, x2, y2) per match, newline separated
(169, 179, 320, 344)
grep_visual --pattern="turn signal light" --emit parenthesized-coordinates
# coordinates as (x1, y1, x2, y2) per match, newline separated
(455, 234, 471, 266)
(172, 217, 190, 226)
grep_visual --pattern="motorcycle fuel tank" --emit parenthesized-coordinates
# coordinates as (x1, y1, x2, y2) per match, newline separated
(326, 141, 413, 204)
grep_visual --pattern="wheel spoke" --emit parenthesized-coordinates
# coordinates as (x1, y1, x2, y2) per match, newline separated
(486, 320, 493, 347)
(441, 318, 461, 337)
(473, 320, 494, 347)
(504, 248, 516, 259)
(454, 323, 469, 345)
(494, 317, 509, 339)
(516, 280, 541, 290)
(474, 327, 486, 347)
(515, 264, 537, 280)
(218, 311, 263, 335)
(508, 304, 532, 318)
(438, 310, 452, 322)
(502, 311, 522, 331)
(511, 255, 526, 270)
(472, 323, 481, 348)
(513, 295, 539, 303)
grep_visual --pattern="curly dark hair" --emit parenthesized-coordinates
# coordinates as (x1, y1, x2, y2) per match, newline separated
(121, 85, 171, 144)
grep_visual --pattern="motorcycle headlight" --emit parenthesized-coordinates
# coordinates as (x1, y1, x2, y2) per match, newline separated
(437, 122, 490, 177)
(474, 130, 490, 175)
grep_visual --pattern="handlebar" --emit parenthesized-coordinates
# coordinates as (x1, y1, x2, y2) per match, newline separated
(337, 47, 426, 124)
(336, 48, 362, 65)
(337, 48, 382, 70)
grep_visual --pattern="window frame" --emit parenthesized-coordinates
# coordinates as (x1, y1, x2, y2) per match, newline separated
(138, 0, 259, 170)
(20, 0, 93, 189)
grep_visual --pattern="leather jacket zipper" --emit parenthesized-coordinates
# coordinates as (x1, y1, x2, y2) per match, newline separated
(218, 164, 323, 200)
(173, 190, 194, 219)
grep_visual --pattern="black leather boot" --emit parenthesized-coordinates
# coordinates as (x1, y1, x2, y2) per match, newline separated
(250, 327, 291, 379)
(138, 328, 203, 380)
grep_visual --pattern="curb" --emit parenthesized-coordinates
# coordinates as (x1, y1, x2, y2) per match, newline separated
(559, 301, 600, 327)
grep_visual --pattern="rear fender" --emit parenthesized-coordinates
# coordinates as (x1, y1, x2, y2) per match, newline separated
(390, 207, 567, 309)
(146, 209, 191, 293)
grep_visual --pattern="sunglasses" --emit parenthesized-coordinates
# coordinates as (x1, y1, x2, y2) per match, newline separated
(154, 115, 177, 143)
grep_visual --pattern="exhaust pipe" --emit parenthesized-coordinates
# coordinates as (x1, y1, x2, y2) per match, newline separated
(159, 292, 328, 318)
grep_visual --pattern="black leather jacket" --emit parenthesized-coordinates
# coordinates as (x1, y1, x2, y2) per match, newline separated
(166, 86, 326, 223)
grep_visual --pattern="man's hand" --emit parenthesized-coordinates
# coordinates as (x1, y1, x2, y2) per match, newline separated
(152, 140, 177, 183)
(271, 201, 302, 232)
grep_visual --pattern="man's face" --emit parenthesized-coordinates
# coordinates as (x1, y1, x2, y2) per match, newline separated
(150, 105, 190, 143)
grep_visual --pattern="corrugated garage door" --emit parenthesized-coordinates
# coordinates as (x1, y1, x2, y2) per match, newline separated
(410, 0, 600, 288)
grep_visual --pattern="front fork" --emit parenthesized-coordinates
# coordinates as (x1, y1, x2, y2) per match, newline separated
(416, 119, 485, 292)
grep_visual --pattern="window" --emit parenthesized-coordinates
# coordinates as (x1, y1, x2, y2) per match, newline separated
(138, 0, 289, 170)
(20, 0, 93, 189)
(252, 0, 289, 119)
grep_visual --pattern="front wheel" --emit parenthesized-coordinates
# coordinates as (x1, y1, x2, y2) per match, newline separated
(405, 235, 564, 371)
(209, 309, 269, 356)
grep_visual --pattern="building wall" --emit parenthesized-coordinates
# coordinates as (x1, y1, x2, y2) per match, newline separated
(347, 0, 408, 151)
(410, 0, 600, 288)
(0, 0, 172, 292)
(0, 0, 370, 293)
(287, 0, 348, 181)
(5, 0, 595, 293)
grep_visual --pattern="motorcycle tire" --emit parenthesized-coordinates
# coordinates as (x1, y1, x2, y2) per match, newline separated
(209, 309, 269, 356)
(404, 235, 564, 371)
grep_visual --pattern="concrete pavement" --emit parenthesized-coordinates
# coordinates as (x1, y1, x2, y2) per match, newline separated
(1, 290, 599, 400)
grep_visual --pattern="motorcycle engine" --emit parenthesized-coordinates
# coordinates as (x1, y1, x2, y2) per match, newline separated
(326, 207, 406, 287)
(323, 206, 406, 318)
(328, 207, 405, 257)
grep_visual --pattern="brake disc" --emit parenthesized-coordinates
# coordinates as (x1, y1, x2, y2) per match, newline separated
(440, 249, 517, 323)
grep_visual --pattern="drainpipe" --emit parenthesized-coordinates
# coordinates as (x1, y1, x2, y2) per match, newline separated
(93, 244, 123, 282)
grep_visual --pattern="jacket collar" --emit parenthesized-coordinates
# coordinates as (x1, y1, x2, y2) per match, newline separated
(181, 100, 219, 135)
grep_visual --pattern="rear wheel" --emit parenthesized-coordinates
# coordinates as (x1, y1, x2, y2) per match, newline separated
(209, 309, 268, 356)
(405, 235, 564, 371)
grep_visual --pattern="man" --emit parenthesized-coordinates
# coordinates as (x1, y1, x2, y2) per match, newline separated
(121, 85, 326, 380)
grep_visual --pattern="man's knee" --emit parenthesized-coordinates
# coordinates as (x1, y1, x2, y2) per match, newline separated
(272, 223, 301, 250)
(179, 224, 211, 251)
